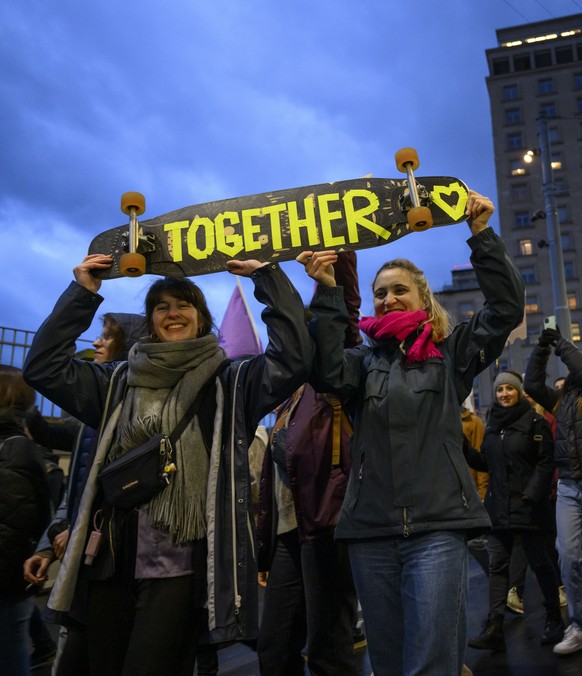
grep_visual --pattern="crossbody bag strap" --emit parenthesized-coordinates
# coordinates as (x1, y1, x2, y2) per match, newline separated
(168, 361, 227, 449)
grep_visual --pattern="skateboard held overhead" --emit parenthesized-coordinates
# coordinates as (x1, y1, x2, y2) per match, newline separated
(89, 148, 469, 279)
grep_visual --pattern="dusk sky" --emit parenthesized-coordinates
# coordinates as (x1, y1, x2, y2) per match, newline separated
(2, 0, 579, 348)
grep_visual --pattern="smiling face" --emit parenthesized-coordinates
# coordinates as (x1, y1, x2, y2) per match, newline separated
(372, 267, 424, 317)
(151, 293, 200, 342)
(495, 383, 520, 408)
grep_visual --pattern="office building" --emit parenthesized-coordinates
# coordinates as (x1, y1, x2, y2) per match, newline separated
(439, 13, 582, 413)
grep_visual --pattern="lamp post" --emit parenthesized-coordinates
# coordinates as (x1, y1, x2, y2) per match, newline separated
(533, 113, 573, 346)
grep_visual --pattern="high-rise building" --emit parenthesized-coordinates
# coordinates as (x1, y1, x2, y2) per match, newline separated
(439, 13, 582, 413)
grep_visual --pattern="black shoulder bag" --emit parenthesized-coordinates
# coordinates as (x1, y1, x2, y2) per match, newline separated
(98, 375, 217, 510)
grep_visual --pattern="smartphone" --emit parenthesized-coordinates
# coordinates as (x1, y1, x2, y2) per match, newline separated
(544, 315, 557, 331)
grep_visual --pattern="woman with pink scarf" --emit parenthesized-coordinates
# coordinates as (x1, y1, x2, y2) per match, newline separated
(298, 191, 525, 676)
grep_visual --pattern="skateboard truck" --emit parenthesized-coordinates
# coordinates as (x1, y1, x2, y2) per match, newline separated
(120, 192, 147, 276)
(394, 148, 433, 232)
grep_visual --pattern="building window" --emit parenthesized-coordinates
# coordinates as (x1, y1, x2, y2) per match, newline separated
(565, 261, 576, 280)
(548, 127, 562, 144)
(520, 266, 536, 284)
(556, 46, 574, 64)
(540, 101, 557, 118)
(558, 205, 571, 223)
(510, 159, 526, 176)
(562, 231, 573, 250)
(514, 54, 531, 71)
(507, 132, 523, 150)
(497, 358, 510, 372)
(526, 328, 538, 344)
(505, 108, 522, 125)
(572, 322, 581, 342)
(574, 73, 582, 89)
(538, 77, 554, 94)
(577, 97, 582, 114)
(458, 302, 475, 319)
(534, 50, 552, 68)
(511, 184, 530, 202)
(554, 178, 568, 195)
(551, 152, 563, 170)
(519, 239, 534, 256)
(493, 58, 511, 75)
(525, 295, 539, 313)
(568, 292, 578, 310)
(514, 210, 531, 227)
(502, 84, 520, 100)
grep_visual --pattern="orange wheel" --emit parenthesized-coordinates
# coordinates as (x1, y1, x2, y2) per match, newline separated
(120, 252, 146, 277)
(395, 147, 419, 173)
(121, 192, 146, 215)
(407, 206, 433, 232)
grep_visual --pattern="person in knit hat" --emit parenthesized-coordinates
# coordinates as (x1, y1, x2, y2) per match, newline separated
(466, 370, 563, 651)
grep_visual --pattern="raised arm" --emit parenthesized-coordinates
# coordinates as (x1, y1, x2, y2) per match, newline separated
(23, 256, 117, 428)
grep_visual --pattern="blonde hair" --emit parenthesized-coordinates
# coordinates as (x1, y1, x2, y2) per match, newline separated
(373, 259, 453, 342)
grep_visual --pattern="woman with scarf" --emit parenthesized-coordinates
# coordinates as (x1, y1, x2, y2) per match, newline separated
(23, 253, 311, 676)
(298, 191, 525, 676)
(465, 371, 563, 652)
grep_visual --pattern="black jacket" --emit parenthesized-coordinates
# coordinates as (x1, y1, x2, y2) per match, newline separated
(0, 431, 51, 601)
(23, 263, 311, 643)
(309, 228, 525, 540)
(525, 337, 582, 481)
(463, 403, 554, 530)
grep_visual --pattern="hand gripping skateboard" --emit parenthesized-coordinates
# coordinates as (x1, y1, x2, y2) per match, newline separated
(88, 148, 469, 279)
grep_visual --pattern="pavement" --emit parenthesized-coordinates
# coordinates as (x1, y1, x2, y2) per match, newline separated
(32, 556, 582, 675)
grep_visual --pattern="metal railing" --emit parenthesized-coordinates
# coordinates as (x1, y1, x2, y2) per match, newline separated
(0, 326, 92, 418)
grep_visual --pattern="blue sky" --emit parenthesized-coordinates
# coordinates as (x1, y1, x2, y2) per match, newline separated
(1, 0, 580, 347)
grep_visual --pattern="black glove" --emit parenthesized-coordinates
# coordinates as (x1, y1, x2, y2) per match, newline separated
(538, 328, 560, 348)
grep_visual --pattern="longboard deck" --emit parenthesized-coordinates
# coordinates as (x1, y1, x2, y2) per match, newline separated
(89, 176, 469, 279)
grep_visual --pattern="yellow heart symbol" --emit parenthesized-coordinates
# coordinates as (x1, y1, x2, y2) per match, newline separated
(431, 182, 468, 221)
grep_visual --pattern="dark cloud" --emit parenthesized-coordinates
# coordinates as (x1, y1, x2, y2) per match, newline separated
(1, 0, 577, 343)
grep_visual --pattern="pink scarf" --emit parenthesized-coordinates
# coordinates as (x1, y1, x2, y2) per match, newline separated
(359, 310, 443, 363)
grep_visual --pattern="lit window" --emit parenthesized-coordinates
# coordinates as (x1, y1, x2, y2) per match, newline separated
(510, 159, 526, 176)
(525, 295, 539, 313)
(519, 239, 533, 256)
(571, 323, 581, 342)
(568, 293, 577, 310)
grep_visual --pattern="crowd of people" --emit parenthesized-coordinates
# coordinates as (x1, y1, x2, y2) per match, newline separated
(0, 189, 581, 676)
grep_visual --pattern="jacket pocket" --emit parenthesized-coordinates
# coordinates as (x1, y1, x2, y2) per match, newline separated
(405, 359, 445, 394)
(364, 365, 390, 400)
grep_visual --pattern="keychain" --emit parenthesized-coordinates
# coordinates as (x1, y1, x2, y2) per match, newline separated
(84, 509, 104, 565)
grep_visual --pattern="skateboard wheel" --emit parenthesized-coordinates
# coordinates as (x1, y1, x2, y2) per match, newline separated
(120, 252, 146, 277)
(121, 192, 146, 216)
(407, 206, 433, 232)
(395, 148, 419, 173)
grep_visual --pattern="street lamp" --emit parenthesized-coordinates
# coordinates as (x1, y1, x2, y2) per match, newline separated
(523, 112, 573, 348)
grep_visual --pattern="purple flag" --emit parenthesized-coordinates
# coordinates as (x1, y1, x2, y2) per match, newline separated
(218, 280, 263, 358)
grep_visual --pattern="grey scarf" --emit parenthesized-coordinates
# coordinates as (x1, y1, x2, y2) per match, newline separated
(108, 333, 225, 543)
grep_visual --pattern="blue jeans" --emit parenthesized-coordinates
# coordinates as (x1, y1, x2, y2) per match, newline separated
(348, 531, 468, 676)
(0, 596, 35, 676)
(556, 478, 582, 627)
